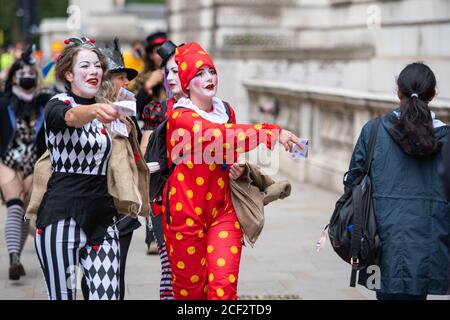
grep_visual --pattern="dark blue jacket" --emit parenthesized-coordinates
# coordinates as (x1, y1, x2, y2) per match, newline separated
(348, 111, 450, 295)
(0, 94, 46, 161)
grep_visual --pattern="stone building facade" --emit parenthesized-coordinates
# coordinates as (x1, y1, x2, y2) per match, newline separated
(168, 0, 450, 192)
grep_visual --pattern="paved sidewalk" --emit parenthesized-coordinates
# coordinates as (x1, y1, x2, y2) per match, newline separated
(0, 175, 448, 300)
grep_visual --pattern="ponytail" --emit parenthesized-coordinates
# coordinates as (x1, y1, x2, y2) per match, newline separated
(390, 62, 439, 157)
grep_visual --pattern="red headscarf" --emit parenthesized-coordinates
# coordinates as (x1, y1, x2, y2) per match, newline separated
(174, 42, 216, 93)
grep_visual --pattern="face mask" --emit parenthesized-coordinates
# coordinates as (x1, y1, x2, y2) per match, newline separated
(19, 77, 37, 90)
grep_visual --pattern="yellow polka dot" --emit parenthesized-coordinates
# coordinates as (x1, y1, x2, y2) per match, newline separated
(209, 162, 216, 171)
(198, 50, 206, 55)
(213, 129, 221, 137)
(163, 234, 167, 242)
(195, 207, 202, 215)
(180, 289, 188, 297)
(173, 274, 176, 282)
(177, 261, 185, 269)
(206, 192, 213, 201)
(212, 208, 218, 217)
(180, 62, 187, 71)
(236, 147, 244, 153)
(198, 136, 205, 143)
(230, 246, 238, 254)
(176, 232, 183, 240)
(192, 124, 200, 133)
(192, 113, 200, 117)
(211, 221, 218, 227)
(266, 129, 272, 135)
(176, 202, 183, 211)
(178, 128, 185, 136)
(217, 288, 224, 297)
(229, 274, 236, 283)
(186, 218, 194, 226)
(209, 273, 214, 282)
(201, 257, 207, 266)
(170, 138, 176, 147)
(198, 231, 205, 238)
(177, 173, 184, 181)
(224, 143, 231, 149)
(219, 231, 229, 239)
(186, 190, 194, 199)
(254, 124, 262, 130)
(170, 186, 176, 195)
(217, 258, 226, 267)
(237, 132, 246, 141)
(175, 48, 179, 55)
(170, 245, 174, 254)
(225, 123, 233, 129)
(207, 245, 214, 253)
(166, 122, 170, 129)
(195, 60, 203, 68)
(190, 275, 199, 283)
(186, 161, 194, 169)
(234, 221, 240, 229)
(184, 143, 192, 151)
(172, 111, 179, 119)
(217, 177, 224, 189)
(203, 285, 208, 293)
(187, 246, 196, 255)
(162, 205, 166, 213)
(196, 177, 204, 186)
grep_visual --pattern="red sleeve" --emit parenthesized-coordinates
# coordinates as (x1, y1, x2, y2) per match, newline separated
(168, 108, 280, 164)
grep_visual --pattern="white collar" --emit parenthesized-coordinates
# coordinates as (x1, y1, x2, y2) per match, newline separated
(393, 110, 446, 128)
(173, 97, 229, 124)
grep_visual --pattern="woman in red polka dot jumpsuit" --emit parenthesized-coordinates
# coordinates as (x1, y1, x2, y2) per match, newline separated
(162, 42, 301, 300)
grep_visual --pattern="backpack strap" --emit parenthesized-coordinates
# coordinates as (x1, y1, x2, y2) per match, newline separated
(363, 117, 381, 174)
(222, 100, 232, 124)
(349, 117, 380, 287)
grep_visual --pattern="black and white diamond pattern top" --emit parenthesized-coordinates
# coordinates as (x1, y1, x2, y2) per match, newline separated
(45, 93, 111, 175)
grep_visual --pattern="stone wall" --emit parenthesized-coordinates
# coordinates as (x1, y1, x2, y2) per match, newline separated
(168, 0, 450, 190)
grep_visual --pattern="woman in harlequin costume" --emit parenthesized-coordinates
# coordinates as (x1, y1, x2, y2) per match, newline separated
(163, 42, 301, 300)
(34, 37, 124, 300)
(0, 45, 49, 281)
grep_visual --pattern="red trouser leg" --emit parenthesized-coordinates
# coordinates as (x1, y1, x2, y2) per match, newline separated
(206, 206, 243, 300)
(163, 202, 243, 300)
(163, 207, 208, 300)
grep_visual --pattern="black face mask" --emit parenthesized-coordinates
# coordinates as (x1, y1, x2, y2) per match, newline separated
(19, 77, 37, 90)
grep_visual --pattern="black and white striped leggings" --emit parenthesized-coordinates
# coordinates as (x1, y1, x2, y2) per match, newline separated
(34, 218, 120, 300)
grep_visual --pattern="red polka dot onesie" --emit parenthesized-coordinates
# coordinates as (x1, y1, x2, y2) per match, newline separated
(162, 104, 280, 300)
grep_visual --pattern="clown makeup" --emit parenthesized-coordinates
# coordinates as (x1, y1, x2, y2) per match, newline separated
(111, 71, 129, 98)
(165, 55, 183, 98)
(66, 48, 103, 98)
(188, 66, 218, 100)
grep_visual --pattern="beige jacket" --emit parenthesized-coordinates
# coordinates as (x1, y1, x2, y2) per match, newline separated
(229, 162, 291, 247)
(25, 118, 150, 225)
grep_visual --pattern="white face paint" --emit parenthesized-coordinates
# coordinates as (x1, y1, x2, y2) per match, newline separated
(66, 48, 103, 98)
(188, 66, 218, 99)
(165, 55, 182, 97)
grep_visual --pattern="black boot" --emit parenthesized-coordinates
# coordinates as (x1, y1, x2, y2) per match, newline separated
(9, 253, 25, 280)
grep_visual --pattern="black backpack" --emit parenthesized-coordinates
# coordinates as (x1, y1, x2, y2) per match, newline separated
(327, 118, 381, 287)
(144, 99, 231, 205)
